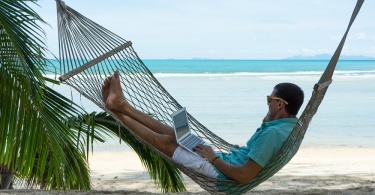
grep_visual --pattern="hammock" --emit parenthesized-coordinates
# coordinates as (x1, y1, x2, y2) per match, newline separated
(55, 0, 364, 194)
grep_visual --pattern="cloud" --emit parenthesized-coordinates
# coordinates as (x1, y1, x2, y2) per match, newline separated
(287, 48, 331, 56)
(329, 35, 342, 41)
(342, 46, 375, 57)
(356, 32, 368, 40)
(354, 32, 375, 41)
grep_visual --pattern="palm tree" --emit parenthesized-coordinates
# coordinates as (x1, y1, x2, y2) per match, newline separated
(0, 0, 185, 192)
(0, 0, 94, 189)
(74, 112, 186, 193)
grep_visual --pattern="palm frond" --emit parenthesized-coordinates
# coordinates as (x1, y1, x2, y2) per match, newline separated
(2, 84, 92, 190)
(0, 0, 48, 104)
(0, 0, 93, 190)
(91, 112, 186, 193)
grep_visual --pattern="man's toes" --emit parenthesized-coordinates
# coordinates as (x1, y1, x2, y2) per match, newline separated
(104, 78, 110, 85)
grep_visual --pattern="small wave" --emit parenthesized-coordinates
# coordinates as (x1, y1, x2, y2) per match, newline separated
(153, 70, 375, 78)
(44, 70, 375, 80)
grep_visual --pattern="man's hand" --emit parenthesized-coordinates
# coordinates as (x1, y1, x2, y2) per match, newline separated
(263, 112, 272, 122)
(195, 144, 263, 184)
(194, 144, 216, 162)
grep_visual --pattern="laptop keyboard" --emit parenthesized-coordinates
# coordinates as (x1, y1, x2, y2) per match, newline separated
(180, 134, 205, 150)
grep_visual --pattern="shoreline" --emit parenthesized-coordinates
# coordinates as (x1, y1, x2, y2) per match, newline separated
(5, 146, 374, 194)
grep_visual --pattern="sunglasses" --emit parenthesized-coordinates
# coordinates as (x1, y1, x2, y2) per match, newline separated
(267, 96, 289, 105)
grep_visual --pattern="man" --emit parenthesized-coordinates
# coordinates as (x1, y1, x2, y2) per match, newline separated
(102, 70, 304, 184)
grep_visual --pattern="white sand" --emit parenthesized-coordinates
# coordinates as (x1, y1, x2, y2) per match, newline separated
(2, 146, 374, 194)
(87, 146, 375, 194)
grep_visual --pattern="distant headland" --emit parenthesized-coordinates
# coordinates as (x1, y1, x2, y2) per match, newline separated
(284, 54, 375, 60)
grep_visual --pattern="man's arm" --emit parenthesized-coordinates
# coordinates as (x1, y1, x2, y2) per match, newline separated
(212, 157, 263, 184)
(195, 145, 263, 184)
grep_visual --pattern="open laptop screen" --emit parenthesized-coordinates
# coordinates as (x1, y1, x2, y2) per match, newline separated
(172, 108, 190, 140)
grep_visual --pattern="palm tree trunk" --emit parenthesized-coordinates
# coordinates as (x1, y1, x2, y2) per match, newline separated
(0, 165, 13, 189)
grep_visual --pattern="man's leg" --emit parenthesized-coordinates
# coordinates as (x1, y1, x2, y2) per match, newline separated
(101, 71, 219, 178)
(103, 70, 175, 138)
(112, 110, 178, 157)
(101, 71, 178, 157)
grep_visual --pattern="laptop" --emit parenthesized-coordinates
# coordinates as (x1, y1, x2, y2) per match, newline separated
(171, 107, 206, 154)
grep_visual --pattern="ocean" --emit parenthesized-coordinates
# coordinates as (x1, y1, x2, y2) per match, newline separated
(49, 60, 375, 151)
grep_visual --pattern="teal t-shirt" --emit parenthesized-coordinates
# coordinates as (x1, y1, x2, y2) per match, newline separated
(216, 117, 297, 180)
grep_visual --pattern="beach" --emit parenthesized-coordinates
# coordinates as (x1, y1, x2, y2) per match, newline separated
(3, 146, 374, 194)
(87, 146, 375, 194)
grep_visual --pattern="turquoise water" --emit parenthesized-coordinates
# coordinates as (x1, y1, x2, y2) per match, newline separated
(50, 59, 375, 74)
(49, 59, 375, 150)
(142, 60, 375, 73)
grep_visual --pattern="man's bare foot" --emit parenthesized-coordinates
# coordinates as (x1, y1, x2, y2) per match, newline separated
(101, 75, 112, 103)
(105, 70, 131, 113)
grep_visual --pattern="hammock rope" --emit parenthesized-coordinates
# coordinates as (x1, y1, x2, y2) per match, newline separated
(55, 0, 364, 194)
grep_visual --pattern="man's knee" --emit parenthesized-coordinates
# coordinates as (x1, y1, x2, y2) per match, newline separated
(157, 135, 178, 157)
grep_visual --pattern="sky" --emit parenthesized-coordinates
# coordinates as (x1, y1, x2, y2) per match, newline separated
(35, 0, 374, 59)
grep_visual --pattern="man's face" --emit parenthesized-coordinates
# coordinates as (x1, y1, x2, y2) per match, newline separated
(267, 89, 279, 119)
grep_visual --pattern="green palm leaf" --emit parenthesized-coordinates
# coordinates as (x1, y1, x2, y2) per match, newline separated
(82, 112, 186, 193)
(1, 82, 93, 190)
(0, 0, 47, 104)
(0, 0, 91, 190)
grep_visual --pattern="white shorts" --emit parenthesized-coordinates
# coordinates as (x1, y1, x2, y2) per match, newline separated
(172, 146, 219, 178)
